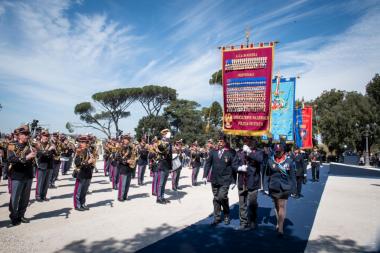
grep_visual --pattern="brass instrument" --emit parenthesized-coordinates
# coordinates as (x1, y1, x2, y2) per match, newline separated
(7, 142, 35, 172)
(74, 147, 96, 172)
(120, 144, 137, 169)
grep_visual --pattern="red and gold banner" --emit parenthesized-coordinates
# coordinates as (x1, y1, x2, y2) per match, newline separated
(222, 45, 274, 136)
(295, 106, 313, 149)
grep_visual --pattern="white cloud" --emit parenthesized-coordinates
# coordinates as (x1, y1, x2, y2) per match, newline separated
(277, 8, 380, 100)
(0, 5, 5, 17)
(0, 0, 379, 137)
(0, 0, 142, 135)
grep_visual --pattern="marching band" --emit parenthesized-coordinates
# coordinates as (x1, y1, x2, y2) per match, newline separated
(0, 124, 318, 236)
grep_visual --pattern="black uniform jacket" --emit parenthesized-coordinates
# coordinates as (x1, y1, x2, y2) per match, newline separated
(137, 147, 149, 166)
(232, 149, 263, 191)
(8, 142, 34, 180)
(204, 148, 235, 186)
(294, 153, 305, 177)
(74, 149, 94, 179)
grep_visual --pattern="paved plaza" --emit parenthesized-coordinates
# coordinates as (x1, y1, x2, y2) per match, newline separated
(0, 162, 379, 253)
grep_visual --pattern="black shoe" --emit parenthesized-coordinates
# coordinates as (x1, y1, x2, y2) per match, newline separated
(294, 195, 301, 199)
(239, 225, 250, 231)
(250, 222, 257, 230)
(36, 198, 43, 202)
(224, 216, 230, 225)
(75, 207, 85, 211)
(163, 198, 171, 204)
(50, 184, 57, 189)
(277, 231, 284, 238)
(20, 217, 30, 223)
(210, 219, 222, 226)
(11, 220, 21, 226)
(156, 199, 166, 204)
(81, 205, 90, 210)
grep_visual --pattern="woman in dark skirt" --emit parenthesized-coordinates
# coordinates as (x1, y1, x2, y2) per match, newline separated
(268, 143, 295, 237)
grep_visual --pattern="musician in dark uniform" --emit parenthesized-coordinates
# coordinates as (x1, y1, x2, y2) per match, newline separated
(117, 134, 137, 201)
(202, 139, 214, 180)
(156, 129, 172, 204)
(232, 138, 263, 230)
(48, 132, 60, 188)
(136, 138, 149, 186)
(203, 134, 235, 226)
(35, 130, 55, 201)
(103, 140, 111, 177)
(268, 144, 295, 237)
(190, 142, 202, 186)
(149, 137, 160, 196)
(0, 134, 12, 181)
(73, 135, 95, 211)
(171, 139, 183, 191)
(7, 125, 36, 225)
(309, 147, 321, 182)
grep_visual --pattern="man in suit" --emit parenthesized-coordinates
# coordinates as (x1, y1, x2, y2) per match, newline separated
(293, 149, 306, 198)
(203, 134, 235, 226)
(232, 138, 263, 230)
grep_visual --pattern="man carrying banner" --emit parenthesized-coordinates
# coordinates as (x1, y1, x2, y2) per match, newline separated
(233, 138, 263, 230)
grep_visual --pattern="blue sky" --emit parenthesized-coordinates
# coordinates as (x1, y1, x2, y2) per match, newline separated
(0, 0, 379, 136)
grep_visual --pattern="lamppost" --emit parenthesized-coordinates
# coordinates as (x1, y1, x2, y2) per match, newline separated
(357, 123, 377, 166)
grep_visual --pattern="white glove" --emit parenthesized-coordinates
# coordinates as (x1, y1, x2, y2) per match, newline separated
(242, 145, 251, 154)
(230, 184, 236, 190)
(238, 165, 248, 172)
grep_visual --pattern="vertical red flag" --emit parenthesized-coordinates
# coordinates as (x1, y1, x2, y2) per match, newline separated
(301, 106, 313, 149)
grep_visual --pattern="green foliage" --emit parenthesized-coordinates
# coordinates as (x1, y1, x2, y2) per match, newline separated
(65, 122, 74, 133)
(72, 101, 112, 138)
(138, 85, 177, 116)
(202, 101, 223, 128)
(209, 70, 222, 85)
(312, 89, 376, 153)
(366, 73, 380, 106)
(163, 99, 204, 144)
(135, 115, 170, 141)
(92, 88, 141, 137)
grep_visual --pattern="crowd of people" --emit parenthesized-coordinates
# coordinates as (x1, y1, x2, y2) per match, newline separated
(0, 124, 323, 237)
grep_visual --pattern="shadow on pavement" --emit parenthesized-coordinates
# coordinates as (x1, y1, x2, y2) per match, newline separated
(53, 224, 375, 253)
(31, 207, 72, 220)
(165, 189, 187, 201)
(88, 199, 114, 208)
(128, 193, 149, 200)
(91, 188, 113, 194)
(54, 223, 178, 253)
